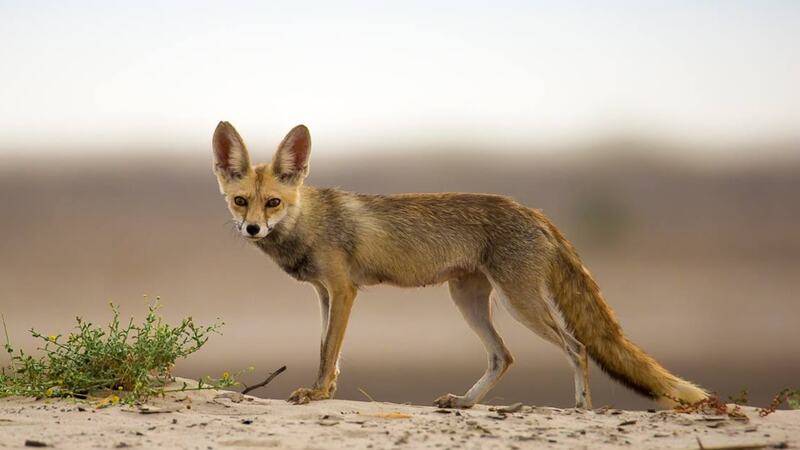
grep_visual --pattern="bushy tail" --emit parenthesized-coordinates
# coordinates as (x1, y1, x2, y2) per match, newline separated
(546, 225, 708, 406)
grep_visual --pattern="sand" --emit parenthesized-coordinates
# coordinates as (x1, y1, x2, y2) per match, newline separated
(0, 379, 797, 449)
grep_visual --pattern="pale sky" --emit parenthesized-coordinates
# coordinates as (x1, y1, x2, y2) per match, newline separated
(1, 1, 798, 156)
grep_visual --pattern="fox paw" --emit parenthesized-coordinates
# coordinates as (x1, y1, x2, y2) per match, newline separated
(433, 393, 474, 409)
(287, 387, 330, 405)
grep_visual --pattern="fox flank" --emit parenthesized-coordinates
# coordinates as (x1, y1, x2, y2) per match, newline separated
(211, 121, 708, 409)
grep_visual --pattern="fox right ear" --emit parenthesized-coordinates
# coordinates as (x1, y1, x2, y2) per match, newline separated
(212, 121, 251, 181)
(272, 125, 311, 185)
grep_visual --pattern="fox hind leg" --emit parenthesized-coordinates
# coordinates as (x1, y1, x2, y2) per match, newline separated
(435, 272, 514, 409)
(562, 331, 592, 409)
(485, 272, 592, 409)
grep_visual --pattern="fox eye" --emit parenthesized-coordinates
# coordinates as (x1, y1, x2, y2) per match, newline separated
(266, 198, 281, 208)
(233, 196, 248, 207)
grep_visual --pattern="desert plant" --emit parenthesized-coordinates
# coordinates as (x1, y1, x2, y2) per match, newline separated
(759, 388, 800, 416)
(0, 298, 238, 405)
(728, 388, 749, 406)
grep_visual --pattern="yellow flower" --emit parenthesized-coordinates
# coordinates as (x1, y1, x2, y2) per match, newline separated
(95, 394, 121, 408)
(222, 371, 230, 380)
(48, 335, 57, 342)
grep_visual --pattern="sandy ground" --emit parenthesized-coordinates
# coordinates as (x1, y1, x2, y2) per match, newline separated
(0, 379, 797, 450)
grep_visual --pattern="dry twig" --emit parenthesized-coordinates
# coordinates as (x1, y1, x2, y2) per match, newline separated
(357, 387, 376, 402)
(241, 366, 287, 395)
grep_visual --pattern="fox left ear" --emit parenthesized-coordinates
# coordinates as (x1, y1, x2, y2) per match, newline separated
(272, 124, 311, 185)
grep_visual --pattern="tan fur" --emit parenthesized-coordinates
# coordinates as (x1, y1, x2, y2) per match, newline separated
(544, 218, 709, 406)
(212, 122, 709, 408)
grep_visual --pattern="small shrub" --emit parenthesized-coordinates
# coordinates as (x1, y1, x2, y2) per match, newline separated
(759, 388, 800, 416)
(788, 391, 800, 410)
(672, 394, 748, 420)
(0, 298, 238, 404)
(728, 388, 749, 406)
(673, 388, 800, 419)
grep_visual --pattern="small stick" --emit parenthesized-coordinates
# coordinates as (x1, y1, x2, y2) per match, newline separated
(357, 387, 376, 402)
(242, 366, 287, 395)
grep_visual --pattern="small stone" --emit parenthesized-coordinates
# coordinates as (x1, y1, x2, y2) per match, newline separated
(214, 392, 244, 403)
(394, 433, 411, 445)
(497, 403, 524, 414)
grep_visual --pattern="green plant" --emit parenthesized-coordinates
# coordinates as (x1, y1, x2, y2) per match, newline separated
(728, 388, 749, 406)
(788, 391, 800, 410)
(0, 298, 238, 405)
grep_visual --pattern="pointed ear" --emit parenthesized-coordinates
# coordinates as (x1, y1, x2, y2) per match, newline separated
(272, 124, 311, 185)
(212, 121, 251, 180)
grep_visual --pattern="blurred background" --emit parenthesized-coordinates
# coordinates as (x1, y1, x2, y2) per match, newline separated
(1, 1, 798, 409)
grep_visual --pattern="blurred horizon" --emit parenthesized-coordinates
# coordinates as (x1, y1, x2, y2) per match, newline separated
(3, 133, 800, 172)
(1, 144, 799, 409)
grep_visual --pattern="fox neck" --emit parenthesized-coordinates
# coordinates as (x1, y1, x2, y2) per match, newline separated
(253, 187, 317, 281)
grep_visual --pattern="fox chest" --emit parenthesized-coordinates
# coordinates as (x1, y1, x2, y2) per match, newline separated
(255, 237, 318, 282)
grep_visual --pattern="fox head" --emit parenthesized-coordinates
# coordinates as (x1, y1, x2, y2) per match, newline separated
(212, 122, 311, 240)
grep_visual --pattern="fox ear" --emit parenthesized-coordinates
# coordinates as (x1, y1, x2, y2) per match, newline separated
(272, 125, 311, 185)
(212, 121, 251, 181)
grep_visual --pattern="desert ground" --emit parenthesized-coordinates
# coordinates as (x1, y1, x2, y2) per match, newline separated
(0, 378, 797, 449)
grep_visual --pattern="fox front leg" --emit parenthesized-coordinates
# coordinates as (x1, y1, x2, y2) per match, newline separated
(288, 281, 357, 405)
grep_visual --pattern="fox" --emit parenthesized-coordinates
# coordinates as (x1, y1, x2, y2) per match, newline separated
(211, 121, 708, 409)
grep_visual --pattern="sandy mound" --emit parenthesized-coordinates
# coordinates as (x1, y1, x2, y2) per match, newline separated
(0, 379, 797, 449)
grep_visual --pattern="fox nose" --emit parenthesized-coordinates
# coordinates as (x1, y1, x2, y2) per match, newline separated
(245, 224, 261, 236)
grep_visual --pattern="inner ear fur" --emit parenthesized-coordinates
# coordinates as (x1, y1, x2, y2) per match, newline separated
(213, 121, 251, 180)
(272, 124, 311, 184)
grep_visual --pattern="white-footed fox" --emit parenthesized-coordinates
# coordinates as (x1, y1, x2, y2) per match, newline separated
(212, 121, 708, 408)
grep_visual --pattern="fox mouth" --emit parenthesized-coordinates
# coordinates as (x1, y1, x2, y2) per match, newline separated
(236, 222, 273, 240)
(245, 230, 271, 240)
